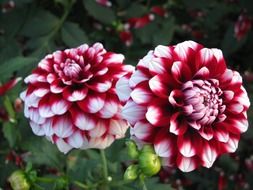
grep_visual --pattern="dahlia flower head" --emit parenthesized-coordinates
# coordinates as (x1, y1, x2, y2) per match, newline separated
(116, 40, 250, 172)
(20, 43, 133, 153)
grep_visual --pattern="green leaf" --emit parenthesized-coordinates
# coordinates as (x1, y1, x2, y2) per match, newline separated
(2, 122, 20, 147)
(21, 10, 59, 38)
(0, 38, 22, 63)
(153, 17, 175, 45)
(181, 0, 214, 9)
(23, 138, 66, 170)
(83, 0, 116, 24)
(0, 57, 38, 81)
(61, 22, 89, 47)
(146, 177, 174, 190)
(134, 22, 157, 44)
(0, 7, 28, 37)
(218, 154, 239, 172)
(221, 24, 246, 56)
(124, 2, 147, 18)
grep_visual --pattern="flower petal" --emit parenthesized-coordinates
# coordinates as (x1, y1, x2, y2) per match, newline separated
(177, 154, 198, 172)
(53, 115, 74, 138)
(130, 82, 153, 105)
(98, 95, 119, 118)
(77, 92, 106, 113)
(63, 86, 88, 102)
(122, 100, 146, 125)
(177, 133, 197, 157)
(67, 131, 84, 148)
(116, 75, 132, 102)
(70, 107, 96, 130)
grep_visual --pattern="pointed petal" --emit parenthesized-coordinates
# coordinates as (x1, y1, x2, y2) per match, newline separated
(145, 101, 170, 127)
(29, 108, 46, 124)
(63, 86, 88, 102)
(154, 131, 175, 157)
(213, 125, 229, 143)
(154, 45, 173, 58)
(50, 95, 71, 115)
(50, 80, 65, 93)
(30, 121, 45, 136)
(42, 119, 54, 136)
(109, 119, 129, 138)
(177, 154, 198, 172)
(98, 95, 119, 118)
(221, 133, 240, 153)
(129, 70, 149, 88)
(67, 131, 84, 148)
(89, 120, 107, 137)
(88, 135, 114, 149)
(130, 82, 153, 105)
(121, 100, 146, 125)
(171, 61, 192, 83)
(131, 121, 154, 141)
(86, 79, 112, 93)
(201, 141, 218, 168)
(149, 74, 169, 98)
(55, 138, 73, 154)
(177, 133, 197, 157)
(70, 107, 96, 130)
(77, 93, 106, 113)
(53, 116, 74, 138)
(116, 75, 132, 102)
(169, 112, 188, 135)
(198, 126, 214, 141)
(38, 95, 54, 118)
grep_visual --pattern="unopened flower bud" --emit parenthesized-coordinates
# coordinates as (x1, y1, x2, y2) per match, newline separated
(8, 170, 30, 190)
(126, 140, 139, 159)
(140, 144, 155, 154)
(124, 164, 139, 181)
(139, 151, 161, 177)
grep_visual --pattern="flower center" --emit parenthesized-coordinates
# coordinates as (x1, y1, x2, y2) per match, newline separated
(63, 59, 82, 79)
(182, 79, 225, 125)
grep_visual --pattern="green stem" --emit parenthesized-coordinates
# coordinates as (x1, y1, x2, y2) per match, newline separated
(100, 149, 109, 190)
(73, 181, 89, 189)
(32, 0, 74, 55)
(36, 177, 56, 183)
(100, 150, 108, 180)
(140, 178, 148, 190)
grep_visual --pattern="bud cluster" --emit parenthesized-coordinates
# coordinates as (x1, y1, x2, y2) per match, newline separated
(124, 141, 161, 181)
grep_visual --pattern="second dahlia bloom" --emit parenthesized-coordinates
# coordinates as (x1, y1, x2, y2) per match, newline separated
(116, 41, 250, 172)
(20, 43, 133, 153)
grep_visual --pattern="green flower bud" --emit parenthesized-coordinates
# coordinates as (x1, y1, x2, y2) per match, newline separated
(140, 145, 155, 154)
(138, 152, 161, 177)
(8, 170, 30, 190)
(126, 140, 139, 159)
(124, 164, 139, 181)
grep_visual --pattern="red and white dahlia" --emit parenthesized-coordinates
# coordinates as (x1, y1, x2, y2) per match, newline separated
(116, 40, 250, 172)
(20, 43, 133, 153)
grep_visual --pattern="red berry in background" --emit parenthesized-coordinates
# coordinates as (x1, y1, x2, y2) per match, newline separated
(95, 0, 112, 7)
(234, 13, 252, 41)
(119, 30, 133, 46)
(151, 6, 168, 17)
(127, 14, 155, 29)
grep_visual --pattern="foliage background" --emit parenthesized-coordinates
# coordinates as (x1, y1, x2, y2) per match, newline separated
(0, 0, 253, 189)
